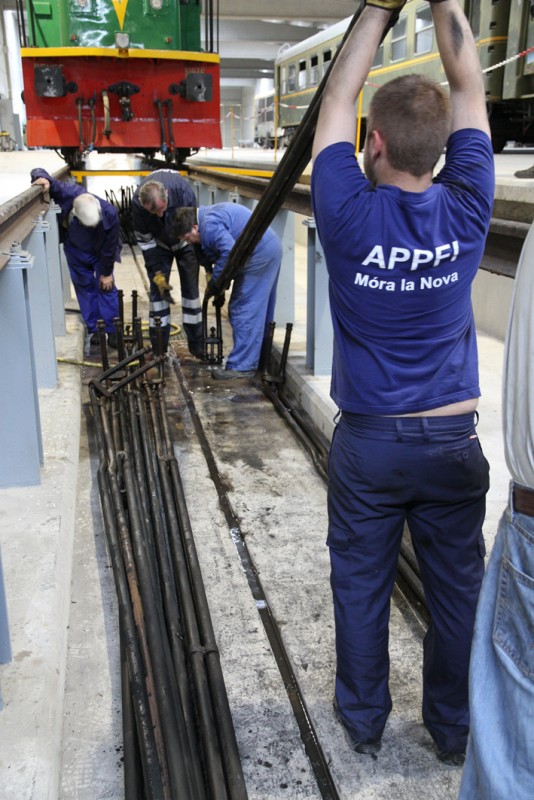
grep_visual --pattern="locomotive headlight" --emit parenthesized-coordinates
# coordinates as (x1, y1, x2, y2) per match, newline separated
(150, 0, 164, 8)
(115, 32, 130, 49)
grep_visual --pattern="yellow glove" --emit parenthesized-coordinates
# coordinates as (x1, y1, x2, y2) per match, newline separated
(153, 271, 172, 297)
(153, 271, 175, 303)
(366, 0, 407, 9)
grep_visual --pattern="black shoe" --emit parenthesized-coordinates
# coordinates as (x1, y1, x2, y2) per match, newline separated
(211, 367, 256, 380)
(188, 341, 204, 359)
(332, 698, 382, 755)
(107, 332, 118, 349)
(437, 749, 466, 767)
(514, 165, 534, 179)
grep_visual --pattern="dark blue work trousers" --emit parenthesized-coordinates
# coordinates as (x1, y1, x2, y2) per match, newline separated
(64, 244, 119, 333)
(327, 412, 489, 753)
(147, 244, 202, 352)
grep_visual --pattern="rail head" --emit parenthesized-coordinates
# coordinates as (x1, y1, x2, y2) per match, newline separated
(0, 165, 70, 271)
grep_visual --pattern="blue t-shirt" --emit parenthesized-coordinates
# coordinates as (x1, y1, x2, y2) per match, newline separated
(311, 129, 495, 415)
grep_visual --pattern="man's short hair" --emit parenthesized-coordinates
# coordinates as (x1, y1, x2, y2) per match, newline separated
(170, 207, 197, 239)
(368, 74, 451, 176)
(139, 180, 168, 212)
(73, 193, 102, 227)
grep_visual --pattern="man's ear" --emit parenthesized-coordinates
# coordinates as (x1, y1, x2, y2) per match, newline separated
(368, 129, 385, 162)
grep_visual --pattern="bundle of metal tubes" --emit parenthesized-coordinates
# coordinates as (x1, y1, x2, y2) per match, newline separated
(88, 328, 248, 800)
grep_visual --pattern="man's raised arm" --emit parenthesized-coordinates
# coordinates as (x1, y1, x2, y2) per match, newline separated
(312, 2, 406, 160)
(430, 0, 490, 135)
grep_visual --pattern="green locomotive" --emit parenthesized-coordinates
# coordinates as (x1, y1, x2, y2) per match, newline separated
(18, 0, 221, 165)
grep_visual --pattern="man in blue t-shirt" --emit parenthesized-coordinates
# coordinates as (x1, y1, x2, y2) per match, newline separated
(311, 0, 494, 766)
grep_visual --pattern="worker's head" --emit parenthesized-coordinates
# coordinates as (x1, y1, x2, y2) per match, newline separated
(364, 74, 450, 185)
(170, 207, 200, 244)
(139, 180, 168, 217)
(72, 193, 102, 227)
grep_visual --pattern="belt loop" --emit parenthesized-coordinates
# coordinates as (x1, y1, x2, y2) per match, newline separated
(474, 410, 479, 428)
(395, 419, 403, 441)
(333, 409, 341, 427)
(422, 417, 430, 441)
(509, 480, 515, 517)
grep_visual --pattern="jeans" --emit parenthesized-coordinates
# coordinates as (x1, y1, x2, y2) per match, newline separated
(459, 485, 534, 799)
(328, 412, 489, 751)
(226, 238, 282, 371)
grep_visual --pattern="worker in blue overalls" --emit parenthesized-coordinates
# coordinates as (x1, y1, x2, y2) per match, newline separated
(171, 203, 282, 380)
(31, 168, 121, 347)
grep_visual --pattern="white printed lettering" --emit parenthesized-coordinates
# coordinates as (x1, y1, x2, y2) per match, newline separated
(362, 246, 386, 269)
(410, 249, 434, 272)
(388, 247, 411, 270)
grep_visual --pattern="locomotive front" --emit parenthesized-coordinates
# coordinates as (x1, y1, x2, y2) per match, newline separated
(18, 0, 222, 166)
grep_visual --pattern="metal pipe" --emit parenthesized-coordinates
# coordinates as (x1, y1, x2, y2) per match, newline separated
(156, 384, 248, 800)
(89, 387, 165, 799)
(98, 393, 172, 799)
(144, 383, 231, 800)
(135, 389, 206, 800)
(115, 391, 194, 799)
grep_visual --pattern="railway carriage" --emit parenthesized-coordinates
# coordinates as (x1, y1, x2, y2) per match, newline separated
(17, 0, 222, 166)
(275, 0, 534, 152)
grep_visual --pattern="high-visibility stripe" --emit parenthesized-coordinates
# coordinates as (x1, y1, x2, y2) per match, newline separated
(183, 311, 202, 325)
(150, 300, 169, 313)
(149, 314, 171, 327)
(181, 296, 201, 309)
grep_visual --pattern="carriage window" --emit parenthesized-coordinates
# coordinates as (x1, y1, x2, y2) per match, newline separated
(299, 59, 307, 89)
(391, 14, 407, 62)
(323, 48, 332, 77)
(310, 54, 319, 86)
(371, 43, 384, 69)
(288, 64, 297, 92)
(415, 5, 433, 54)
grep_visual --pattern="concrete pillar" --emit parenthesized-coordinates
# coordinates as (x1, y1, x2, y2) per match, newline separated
(25, 219, 58, 389)
(271, 209, 295, 326)
(43, 202, 66, 336)
(303, 217, 333, 376)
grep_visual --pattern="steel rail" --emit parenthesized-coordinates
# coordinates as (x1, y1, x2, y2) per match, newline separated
(0, 166, 70, 271)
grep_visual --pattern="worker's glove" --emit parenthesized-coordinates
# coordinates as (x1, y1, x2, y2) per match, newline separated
(153, 271, 175, 303)
(366, 0, 407, 10)
(212, 292, 226, 309)
(206, 276, 220, 297)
